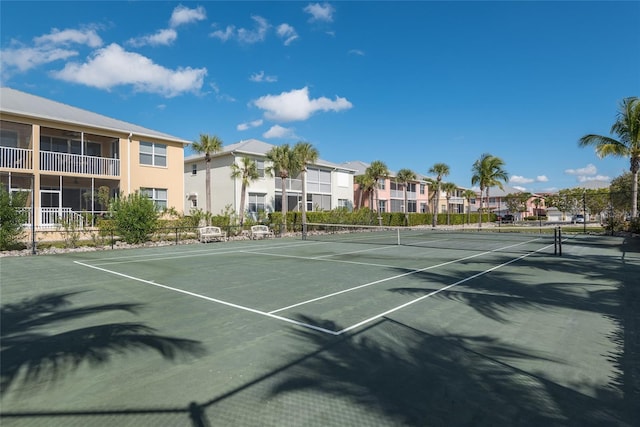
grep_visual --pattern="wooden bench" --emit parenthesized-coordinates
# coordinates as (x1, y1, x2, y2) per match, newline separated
(250, 225, 274, 240)
(198, 226, 227, 243)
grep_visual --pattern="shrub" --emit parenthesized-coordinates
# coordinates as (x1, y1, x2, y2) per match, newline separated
(0, 188, 28, 250)
(109, 192, 159, 244)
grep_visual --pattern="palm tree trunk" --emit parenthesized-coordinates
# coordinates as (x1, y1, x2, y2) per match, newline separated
(403, 188, 408, 226)
(632, 169, 639, 218)
(375, 187, 382, 226)
(432, 188, 439, 227)
(239, 182, 247, 227)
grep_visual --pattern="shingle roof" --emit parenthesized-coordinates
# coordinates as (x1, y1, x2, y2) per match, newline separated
(0, 87, 190, 145)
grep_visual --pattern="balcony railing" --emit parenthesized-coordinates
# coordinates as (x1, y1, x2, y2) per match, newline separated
(0, 146, 33, 170)
(40, 151, 120, 176)
(40, 207, 85, 228)
(391, 190, 417, 199)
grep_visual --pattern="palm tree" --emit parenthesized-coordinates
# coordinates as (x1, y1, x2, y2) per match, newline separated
(293, 142, 319, 227)
(365, 161, 390, 225)
(461, 189, 477, 225)
(395, 168, 417, 225)
(230, 157, 260, 227)
(441, 182, 459, 225)
(428, 163, 450, 227)
(192, 134, 223, 214)
(266, 144, 300, 234)
(471, 153, 508, 226)
(355, 174, 376, 210)
(579, 97, 640, 218)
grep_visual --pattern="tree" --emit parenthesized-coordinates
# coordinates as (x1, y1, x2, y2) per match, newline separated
(395, 168, 417, 225)
(428, 163, 450, 227)
(230, 157, 260, 227)
(0, 188, 28, 250)
(293, 142, 319, 227)
(109, 191, 159, 244)
(471, 154, 508, 226)
(441, 182, 459, 225)
(355, 174, 376, 210)
(461, 189, 476, 225)
(579, 97, 640, 218)
(266, 144, 300, 233)
(192, 134, 223, 214)
(365, 161, 390, 225)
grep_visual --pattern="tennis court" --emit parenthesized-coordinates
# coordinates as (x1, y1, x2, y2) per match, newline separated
(1, 228, 639, 426)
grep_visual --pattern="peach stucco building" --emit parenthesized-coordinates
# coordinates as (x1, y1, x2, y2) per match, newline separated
(0, 87, 190, 228)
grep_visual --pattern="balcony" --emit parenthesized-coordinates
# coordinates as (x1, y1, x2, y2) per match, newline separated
(0, 146, 33, 170)
(40, 151, 120, 176)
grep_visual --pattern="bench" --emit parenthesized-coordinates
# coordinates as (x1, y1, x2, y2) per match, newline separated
(198, 226, 227, 243)
(250, 225, 274, 240)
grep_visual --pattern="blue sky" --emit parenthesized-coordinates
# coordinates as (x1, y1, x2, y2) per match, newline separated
(1, 1, 639, 192)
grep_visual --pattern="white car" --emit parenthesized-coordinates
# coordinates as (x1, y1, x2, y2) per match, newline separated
(572, 214, 585, 224)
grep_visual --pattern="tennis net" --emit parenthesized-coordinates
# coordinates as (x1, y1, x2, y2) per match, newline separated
(302, 222, 560, 252)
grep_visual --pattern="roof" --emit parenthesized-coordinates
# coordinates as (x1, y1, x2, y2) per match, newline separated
(341, 160, 435, 183)
(186, 138, 356, 173)
(0, 87, 191, 145)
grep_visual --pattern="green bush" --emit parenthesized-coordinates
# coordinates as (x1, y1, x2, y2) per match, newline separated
(109, 192, 159, 244)
(0, 188, 28, 250)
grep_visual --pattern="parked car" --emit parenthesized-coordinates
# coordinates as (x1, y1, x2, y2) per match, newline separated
(501, 214, 515, 223)
(572, 214, 585, 224)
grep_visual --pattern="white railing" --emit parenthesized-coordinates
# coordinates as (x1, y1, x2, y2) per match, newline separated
(0, 146, 33, 169)
(448, 196, 464, 204)
(391, 190, 417, 199)
(40, 151, 120, 176)
(275, 177, 302, 192)
(39, 207, 84, 228)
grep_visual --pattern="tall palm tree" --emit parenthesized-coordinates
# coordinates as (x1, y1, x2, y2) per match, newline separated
(395, 168, 416, 225)
(579, 97, 640, 218)
(471, 153, 508, 226)
(355, 174, 376, 210)
(441, 182, 459, 225)
(293, 142, 319, 227)
(461, 189, 476, 225)
(230, 157, 260, 227)
(428, 163, 450, 227)
(192, 134, 223, 214)
(266, 144, 300, 233)
(365, 161, 390, 225)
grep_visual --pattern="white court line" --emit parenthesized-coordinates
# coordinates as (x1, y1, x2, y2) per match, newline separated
(240, 250, 402, 269)
(335, 242, 554, 335)
(73, 260, 339, 335)
(268, 237, 542, 314)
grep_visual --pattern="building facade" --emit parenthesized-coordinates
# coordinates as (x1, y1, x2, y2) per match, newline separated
(0, 87, 190, 228)
(184, 139, 355, 219)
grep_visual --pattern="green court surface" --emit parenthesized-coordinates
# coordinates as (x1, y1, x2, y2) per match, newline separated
(1, 231, 639, 426)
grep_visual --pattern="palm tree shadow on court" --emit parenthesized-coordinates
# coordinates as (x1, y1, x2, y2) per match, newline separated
(270, 315, 628, 426)
(1, 291, 206, 395)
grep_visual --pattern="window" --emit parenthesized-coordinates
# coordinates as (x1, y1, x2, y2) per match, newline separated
(407, 200, 417, 213)
(140, 142, 167, 167)
(191, 198, 198, 208)
(256, 160, 265, 178)
(338, 199, 350, 209)
(420, 184, 425, 195)
(378, 179, 385, 190)
(248, 193, 266, 212)
(192, 164, 197, 175)
(390, 199, 403, 212)
(420, 202, 427, 213)
(378, 200, 386, 213)
(141, 188, 167, 210)
(1, 130, 18, 148)
(307, 168, 331, 193)
(407, 183, 416, 193)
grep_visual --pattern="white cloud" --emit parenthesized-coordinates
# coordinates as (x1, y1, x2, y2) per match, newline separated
(512, 185, 527, 192)
(565, 163, 597, 176)
(263, 125, 298, 139)
(252, 86, 352, 122)
(128, 29, 178, 47)
(510, 175, 534, 184)
(237, 119, 263, 131)
(249, 71, 277, 83)
(577, 175, 610, 183)
(209, 82, 236, 102)
(348, 49, 365, 56)
(1, 45, 78, 72)
(212, 16, 270, 44)
(277, 23, 299, 46)
(169, 5, 206, 28)
(536, 175, 549, 182)
(51, 43, 206, 97)
(304, 3, 335, 22)
(34, 28, 103, 48)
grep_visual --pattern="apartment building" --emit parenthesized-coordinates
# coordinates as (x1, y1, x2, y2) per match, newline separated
(470, 184, 547, 218)
(184, 139, 355, 219)
(0, 87, 190, 228)
(341, 161, 432, 214)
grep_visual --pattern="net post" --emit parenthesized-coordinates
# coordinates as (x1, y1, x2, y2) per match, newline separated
(558, 226, 562, 256)
(397, 227, 400, 245)
(554, 227, 558, 255)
